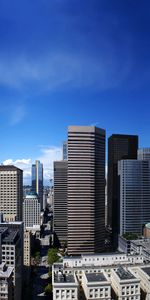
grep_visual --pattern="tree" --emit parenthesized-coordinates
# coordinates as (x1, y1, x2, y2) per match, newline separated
(122, 232, 139, 240)
(47, 248, 59, 265)
(44, 283, 52, 296)
(34, 251, 41, 265)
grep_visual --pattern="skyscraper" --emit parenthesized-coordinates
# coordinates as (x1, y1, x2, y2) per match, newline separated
(54, 161, 68, 247)
(107, 134, 138, 247)
(118, 159, 150, 235)
(138, 148, 150, 160)
(67, 126, 105, 255)
(23, 192, 41, 229)
(32, 160, 43, 210)
(0, 165, 23, 221)
(62, 141, 68, 160)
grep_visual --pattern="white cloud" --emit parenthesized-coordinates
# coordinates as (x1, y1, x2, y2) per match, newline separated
(37, 146, 62, 183)
(2, 146, 62, 185)
(3, 158, 32, 185)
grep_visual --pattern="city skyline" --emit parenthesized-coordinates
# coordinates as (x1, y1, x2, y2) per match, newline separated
(1, 0, 150, 184)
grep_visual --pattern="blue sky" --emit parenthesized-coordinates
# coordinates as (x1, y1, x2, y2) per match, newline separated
(0, 0, 150, 183)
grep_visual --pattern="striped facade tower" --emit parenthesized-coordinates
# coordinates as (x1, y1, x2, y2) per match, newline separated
(67, 126, 105, 255)
(54, 161, 68, 247)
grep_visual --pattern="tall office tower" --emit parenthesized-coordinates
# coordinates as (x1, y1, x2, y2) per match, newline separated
(23, 192, 41, 230)
(0, 221, 23, 300)
(0, 165, 23, 222)
(62, 141, 68, 160)
(138, 148, 150, 160)
(32, 160, 43, 210)
(118, 159, 150, 236)
(107, 134, 138, 247)
(54, 161, 68, 247)
(67, 126, 105, 255)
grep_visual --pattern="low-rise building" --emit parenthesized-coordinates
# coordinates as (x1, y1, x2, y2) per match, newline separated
(136, 267, 150, 300)
(63, 253, 143, 269)
(111, 266, 140, 300)
(52, 253, 145, 300)
(53, 272, 79, 300)
(82, 271, 111, 300)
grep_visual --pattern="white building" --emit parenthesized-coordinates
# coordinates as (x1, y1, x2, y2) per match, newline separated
(23, 192, 40, 230)
(52, 253, 145, 300)
(135, 266, 150, 300)
(63, 253, 143, 269)
(82, 271, 111, 300)
(53, 271, 79, 300)
(111, 266, 140, 300)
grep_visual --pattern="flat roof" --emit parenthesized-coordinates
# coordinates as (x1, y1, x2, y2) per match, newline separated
(142, 267, 150, 277)
(0, 165, 23, 172)
(86, 273, 107, 283)
(54, 273, 75, 284)
(116, 267, 135, 280)
(0, 227, 19, 243)
(68, 126, 105, 135)
(64, 252, 124, 259)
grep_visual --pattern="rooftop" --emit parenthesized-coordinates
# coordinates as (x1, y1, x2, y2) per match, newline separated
(86, 273, 107, 283)
(142, 267, 150, 277)
(0, 227, 19, 243)
(0, 263, 13, 278)
(25, 191, 38, 199)
(0, 165, 23, 172)
(54, 273, 76, 284)
(116, 267, 135, 280)
(145, 223, 150, 229)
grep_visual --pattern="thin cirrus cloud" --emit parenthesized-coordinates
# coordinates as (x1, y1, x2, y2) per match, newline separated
(9, 104, 26, 125)
(0, 50, 131, 92)
(2, 145, 62, 185)
(0, 103, 27, 126)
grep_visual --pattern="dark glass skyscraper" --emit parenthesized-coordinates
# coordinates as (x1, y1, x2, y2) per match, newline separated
(32, 160, 43, 210)
(107, 134, 138, 248)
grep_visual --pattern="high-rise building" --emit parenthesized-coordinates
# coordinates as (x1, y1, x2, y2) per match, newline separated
(118, 150, 150, 236)
(0, 221, 23, 300)
(23, 192, 41, 230)
(62, 141, 68, 160)
(54, 161, 68, 247)
(0, 165, 23, 222)
(67, 126, 105, 255)
(32, 160, 43, 210)
(138, 148, 150, 160)
(107, 134, 138, 247)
